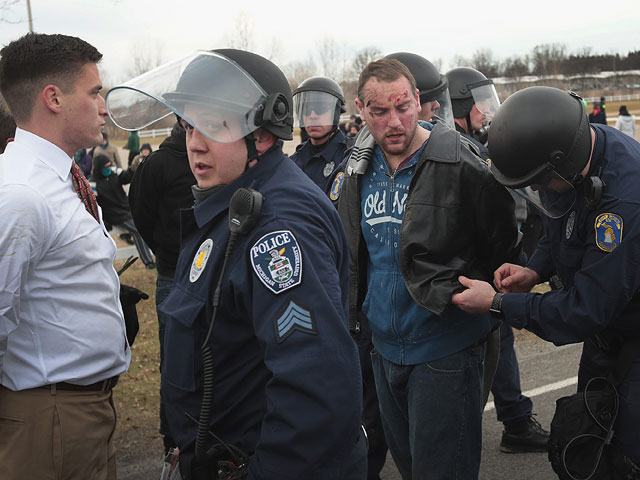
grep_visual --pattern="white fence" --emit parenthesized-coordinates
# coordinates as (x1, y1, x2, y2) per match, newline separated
(139, 127, 172, 138)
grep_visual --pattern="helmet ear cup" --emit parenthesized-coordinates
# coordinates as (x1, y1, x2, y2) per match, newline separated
(262, 93, 289, 124)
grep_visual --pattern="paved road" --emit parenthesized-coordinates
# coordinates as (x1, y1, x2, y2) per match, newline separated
(379, 332, 582, 479)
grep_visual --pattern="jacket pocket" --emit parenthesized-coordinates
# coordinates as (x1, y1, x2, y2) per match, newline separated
(161, 284, 205, 392)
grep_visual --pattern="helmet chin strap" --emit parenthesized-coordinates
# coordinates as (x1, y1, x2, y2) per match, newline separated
(311, 127, 337, 143)
(244, 133, 260, 172)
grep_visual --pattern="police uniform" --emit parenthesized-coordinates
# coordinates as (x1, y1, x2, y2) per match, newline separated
(159, 146, 365, 478)
(501, 124, 640, 466)
(291, 129, 349, 193)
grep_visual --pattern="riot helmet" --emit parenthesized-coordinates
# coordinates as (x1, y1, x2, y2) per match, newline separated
(292, 76, 345, 129)
(105, 49, 293, 143)
(447, 66, 500, 121)
(384, 52, 454, 127)
(488, 87, 593, 218)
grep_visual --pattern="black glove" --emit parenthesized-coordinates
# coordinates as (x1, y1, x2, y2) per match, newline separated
(119, 284, 149, 346)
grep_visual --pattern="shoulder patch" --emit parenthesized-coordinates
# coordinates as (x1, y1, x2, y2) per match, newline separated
(274, 299, 316, 343)
(190, 238, 213, 282)
(250, 230, 302, 294)
(329, 171, 345, 201)
(594, 213, 622, 252)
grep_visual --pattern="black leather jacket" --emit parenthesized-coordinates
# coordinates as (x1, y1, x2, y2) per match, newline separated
(337, 123, 521, 331)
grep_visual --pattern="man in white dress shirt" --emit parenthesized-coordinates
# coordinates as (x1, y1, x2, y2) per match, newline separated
(0, 33, 130, 479)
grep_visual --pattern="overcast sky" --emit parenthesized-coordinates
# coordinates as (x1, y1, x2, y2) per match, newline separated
(1, 0, 639, 85)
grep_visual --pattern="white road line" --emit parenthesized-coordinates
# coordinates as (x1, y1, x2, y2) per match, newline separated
(484, 376, 578, 412)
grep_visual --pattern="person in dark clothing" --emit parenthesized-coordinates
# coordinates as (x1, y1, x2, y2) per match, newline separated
(73, 148, 92, 177)
(128, 120, 195, 453)
(291, 76, 349, 193)
(447, 66, 550, 454)
(453, 86, 640, 477)
(0, 105, 16, 153)
(589, 101, 607, 125)
(92, 154, 155, 269)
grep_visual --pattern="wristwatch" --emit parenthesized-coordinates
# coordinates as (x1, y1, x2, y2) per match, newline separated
(489, 292, 504, 319)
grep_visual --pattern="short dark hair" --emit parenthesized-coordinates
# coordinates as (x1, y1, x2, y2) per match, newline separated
(0, 33, 102, 122)
(0, 105, 16, 153)
(357, 59, 417, 104)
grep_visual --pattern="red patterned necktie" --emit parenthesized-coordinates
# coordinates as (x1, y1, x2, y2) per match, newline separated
(70, 161, 100, 222)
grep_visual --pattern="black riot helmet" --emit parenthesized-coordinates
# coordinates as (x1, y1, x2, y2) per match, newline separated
(292, 76, 345, 128)
(488, 87, 592, 189)
(215, 49, 293, 141)
(105, 49, 293, 143)
(384, 52, 447, 103)
(384, 52, 453, 127)
(446, 67, 499, 119)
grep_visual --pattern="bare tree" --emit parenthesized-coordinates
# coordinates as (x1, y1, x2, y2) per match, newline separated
(225, 11, 254, 52)
(126, 41, 165, 78)
(283, 59, 318, 91)
(350, 46, 382, 80)
(471, 48, 500, 78)
(316, 35, 345, 81)
(450, 54, 471, 69)
(264, 36, 283, 64)
(502, 55, 530, 79)
(0, 0, 21, 24)
(531, 43, 567, 76)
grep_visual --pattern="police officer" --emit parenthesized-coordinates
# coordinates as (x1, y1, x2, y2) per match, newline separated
(291, 76, 349, 193)
(446, 66, 501, 150)
(447, 67, 550, 454)
(452, 86, 640, 476)
(385, 52, 454, 127)
(107, 49, 366, 479)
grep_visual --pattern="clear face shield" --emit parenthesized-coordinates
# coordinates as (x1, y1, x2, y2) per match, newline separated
(293, 90, 341, 128)
(470, 82, 501, 124)
(431, 88, 454, 129)
(510, 170, 577, 219)
(105, 51, 268, 143)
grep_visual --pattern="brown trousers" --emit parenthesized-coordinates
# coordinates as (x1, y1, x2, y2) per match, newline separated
(0, 385, 117, 480)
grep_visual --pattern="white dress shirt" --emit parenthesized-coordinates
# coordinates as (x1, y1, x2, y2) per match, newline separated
(0, 128, 131, 390)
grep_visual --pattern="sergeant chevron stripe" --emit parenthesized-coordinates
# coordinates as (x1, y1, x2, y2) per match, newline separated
(274, 299, 317, 343)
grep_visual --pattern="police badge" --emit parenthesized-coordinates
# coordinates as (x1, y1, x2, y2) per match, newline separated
(251, 230, 302, 294)
(190, 238, 213, 282)
(323, 161, 335, 177)
(594, 213, 623, 252)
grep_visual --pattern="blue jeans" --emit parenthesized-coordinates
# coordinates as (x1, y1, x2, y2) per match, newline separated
(371, 343, 484, 480)
(491, 323, 533, 423)
(156, 274, 175, 446)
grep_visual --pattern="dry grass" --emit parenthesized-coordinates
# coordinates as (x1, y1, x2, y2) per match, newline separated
(111, 243, 164, 464)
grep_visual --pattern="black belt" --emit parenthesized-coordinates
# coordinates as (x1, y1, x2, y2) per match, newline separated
(41, 375, 119, 393)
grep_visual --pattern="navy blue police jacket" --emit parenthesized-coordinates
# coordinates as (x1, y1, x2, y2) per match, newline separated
(291, 129, 348, 194)
(159, 145, 363, 479)
(500, 123, 640, 466)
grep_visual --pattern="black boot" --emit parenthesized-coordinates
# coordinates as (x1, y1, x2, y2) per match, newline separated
(500, 415, 549, 453)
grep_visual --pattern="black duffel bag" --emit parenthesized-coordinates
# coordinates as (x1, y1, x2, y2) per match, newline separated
(549, 377, 618, 480)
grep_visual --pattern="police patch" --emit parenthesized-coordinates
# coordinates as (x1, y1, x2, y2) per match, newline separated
(595, 213, 623, 252)
(250, 230, 302, 294)
(274, 298, 316, 343)
(329, 172, 344, 201)
(190, 238, 213, 283)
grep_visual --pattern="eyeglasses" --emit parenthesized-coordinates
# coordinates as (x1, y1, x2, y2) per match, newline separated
(302, 103, 332, 116)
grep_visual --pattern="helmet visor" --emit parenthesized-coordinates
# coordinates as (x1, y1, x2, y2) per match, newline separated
(293, 90, 341, 128)
(432, 88, 454, 129)
(471, 83, 501, 122)
(511, 171, 576, 219)
(105, 51, 268, 143)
